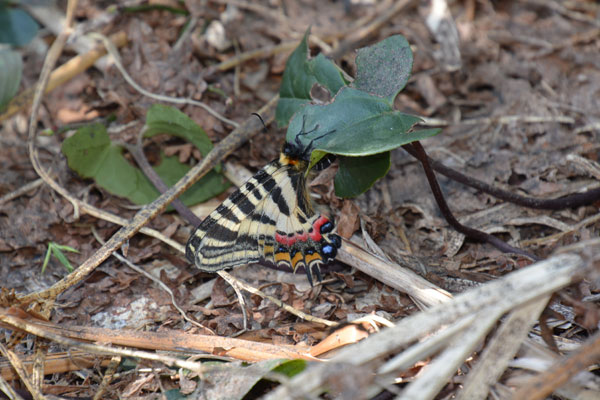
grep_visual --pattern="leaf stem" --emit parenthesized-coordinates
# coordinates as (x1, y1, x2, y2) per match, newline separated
(404, 142, 540, 260)
(402, 145, 600, 210)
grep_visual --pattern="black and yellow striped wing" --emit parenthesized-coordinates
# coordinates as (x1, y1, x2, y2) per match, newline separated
(185, 154, 341, 285)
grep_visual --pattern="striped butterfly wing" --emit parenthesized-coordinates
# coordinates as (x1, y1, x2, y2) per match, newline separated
(185, 157, 341, 284)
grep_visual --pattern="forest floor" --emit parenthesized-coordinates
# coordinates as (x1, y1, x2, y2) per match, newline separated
(1, 0, 599, 399)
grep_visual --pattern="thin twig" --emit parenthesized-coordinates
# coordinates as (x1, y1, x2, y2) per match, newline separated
(0, 178, 43, 206)
(93, 355, 121, 400)
(125, 135, 201, 227)
(217, 271, 249, 334)
(218, 271, 339, 327)
(402, 144, 600, 210)
(404, 142, 540, 260)
(86, 32, 240, 128)
(90, 227, 214, 334)
(512, 329, 600, 400)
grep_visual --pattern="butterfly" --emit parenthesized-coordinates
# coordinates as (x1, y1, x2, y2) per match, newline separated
(185, 117, 341, 286)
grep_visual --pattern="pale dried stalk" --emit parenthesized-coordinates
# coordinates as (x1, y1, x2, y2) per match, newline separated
(0, 313, 204, 374)
(338, 239, 452, 307)
(0, 345, 46, 400)
(457, 296, 551, 400)
(263, 251, 588, 399)
(400, 308, 503, 400)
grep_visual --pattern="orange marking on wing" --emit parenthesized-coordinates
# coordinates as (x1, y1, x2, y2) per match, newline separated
(291, 252, 304, 270)
(305, 252, 322, 265)
(263, 244, 274, 257)
(275, 251, 291, 266)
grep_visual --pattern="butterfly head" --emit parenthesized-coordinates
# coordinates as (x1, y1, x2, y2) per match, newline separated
(281, 114, 336, 171)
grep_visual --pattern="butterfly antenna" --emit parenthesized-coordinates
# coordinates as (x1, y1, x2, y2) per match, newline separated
(301, 128, 337, 159)
(251, 112, 267, 132)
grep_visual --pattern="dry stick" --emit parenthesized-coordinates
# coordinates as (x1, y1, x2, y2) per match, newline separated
(0, 351, 111, 381)
(19, 0, 77, 312)
(32, 342, 46, 396)
(0, 313, 204, 374)
(263, 252, 588, 400)
(405, 142, 540, 260)
(402, 145, 600, 210)
(512, 329, 600, 400)
(127, 138, 201, 228)
(337, 239, 452, 308)
(0, 312, 315, 362)
(0, 178, 43, 206)
(456, 295, 551, 400)
(0, 372, 25, 400)
(93, 356, 121, 400)
(0, 345, 45, 400)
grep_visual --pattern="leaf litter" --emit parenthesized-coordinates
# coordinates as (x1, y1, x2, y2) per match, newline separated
(1, 1, 599, 399)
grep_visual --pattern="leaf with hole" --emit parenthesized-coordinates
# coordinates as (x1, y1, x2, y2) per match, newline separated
(275, 29, 348, 127)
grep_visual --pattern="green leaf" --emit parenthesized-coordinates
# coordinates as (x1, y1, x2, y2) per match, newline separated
(154, 154, 229, 206)
(334, 152, 391, 198)
(276, 29, 347, 127)
(163, 389, 188, 400)
(51, 246, 74, 273)
(0, 6, 39, 46)
(61, 123, 229, 206)
(271, 359, 307, 378)
(41, 245, 52, 274)
(310, 54, 347, 95)
(280, 34, 441, 198)
(62, 124, 160, 204)
(0, 48, 21, 109)
(144, 104, 213, 157)
(287, 87, 440, 198)
(41, 242, 79, 274)
(287, 87, 440, 157)
(353, 35, 413, 103)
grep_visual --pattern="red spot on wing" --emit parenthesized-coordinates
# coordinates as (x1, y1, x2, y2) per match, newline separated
(276, 232, 294, 246)
(310, 216, 329, 241)
(296, 232, 308, 242)
(275, 217, 330, 246)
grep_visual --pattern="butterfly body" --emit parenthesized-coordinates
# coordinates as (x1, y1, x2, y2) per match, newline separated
(186, 137, 341, 285)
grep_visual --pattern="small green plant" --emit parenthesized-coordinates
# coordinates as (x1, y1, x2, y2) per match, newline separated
(276, 30, 441, 197)
(41, 242, 80, 274)
(61, 104, 230, 206)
